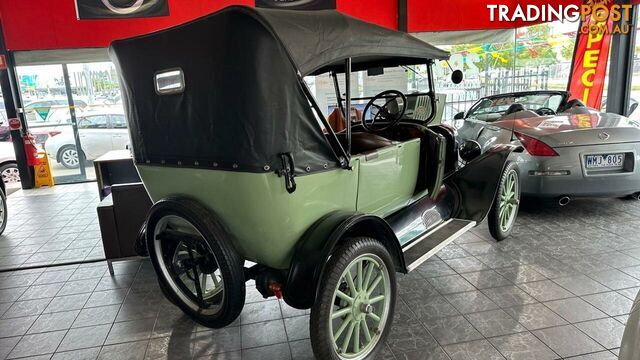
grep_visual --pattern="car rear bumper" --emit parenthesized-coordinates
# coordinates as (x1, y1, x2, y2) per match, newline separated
(518, 143, 640, 198)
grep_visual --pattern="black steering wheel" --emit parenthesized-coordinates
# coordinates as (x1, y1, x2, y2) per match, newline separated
(362, 90, 407, 133)
(535, 107, 556, 116)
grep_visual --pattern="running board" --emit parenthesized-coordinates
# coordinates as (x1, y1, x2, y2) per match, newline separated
(402, 219, 476, 272)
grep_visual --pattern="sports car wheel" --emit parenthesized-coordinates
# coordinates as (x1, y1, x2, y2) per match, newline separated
(488, 161, 520, 241)
(311, 237, 396, 360)
(146, 198, 245, 328)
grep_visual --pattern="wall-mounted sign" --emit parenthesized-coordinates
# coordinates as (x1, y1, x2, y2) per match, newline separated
(76, 0, 169, 19)
(8, 118, 21, 131)
(255, 0, 335, 10)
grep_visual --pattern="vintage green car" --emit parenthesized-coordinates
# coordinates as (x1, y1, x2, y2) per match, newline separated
(110, 6, 521, 359)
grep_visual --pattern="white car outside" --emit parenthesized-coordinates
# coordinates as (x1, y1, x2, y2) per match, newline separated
(0, 142, 19, 185)
(45, 112, 129, 169)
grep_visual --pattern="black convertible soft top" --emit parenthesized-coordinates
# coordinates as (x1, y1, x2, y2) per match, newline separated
(110, 6, 448, 175)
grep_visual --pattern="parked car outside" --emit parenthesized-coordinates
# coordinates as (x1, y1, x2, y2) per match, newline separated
(45, 111, 129, 169)
(0, 141, 19, 185)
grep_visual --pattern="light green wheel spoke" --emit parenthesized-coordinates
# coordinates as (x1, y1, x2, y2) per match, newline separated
(346, 272, 357, 295)
(332, 307, 352, 320)
(329, 254, 391, 358)
(341, 321, 356, 353)
(367, 312, 381, 322)
(367, 274, 383, 296)
(363, 262, 375, 290)
(334, 315, 353, 340)
(354, 321, 360, 353)
(362, 318, 372, 342)
(357, 261, 363, 292)
(336, 290, 353, 304)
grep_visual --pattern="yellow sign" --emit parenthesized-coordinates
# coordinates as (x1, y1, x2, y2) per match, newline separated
(34, 152, 54, 188)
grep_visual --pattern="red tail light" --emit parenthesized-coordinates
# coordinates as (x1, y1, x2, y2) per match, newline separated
(515, 132, 559, 156)
(48, 130, 61, 137)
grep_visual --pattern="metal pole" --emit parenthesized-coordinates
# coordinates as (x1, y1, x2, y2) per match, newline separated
(62, 64, 86, 179)
(345, 58, 352, 157)
(512, 29, 517, 92)
(0, 20, 34, 189)
(331, 71, 345, 120)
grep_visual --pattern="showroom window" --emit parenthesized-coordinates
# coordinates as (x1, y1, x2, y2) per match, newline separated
(413, 20, 579, 121)
(15, 55, 124, 184)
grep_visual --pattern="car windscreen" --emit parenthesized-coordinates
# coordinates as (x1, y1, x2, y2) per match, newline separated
(467, 94, 564, 122)
(305, 65, 434, 123)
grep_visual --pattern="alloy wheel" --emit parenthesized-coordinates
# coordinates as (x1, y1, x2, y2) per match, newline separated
(1, 166, 20, 184)
(61, 148, 79, 167)
(498, 169, 519, 233)
(329, 254, 391, 359)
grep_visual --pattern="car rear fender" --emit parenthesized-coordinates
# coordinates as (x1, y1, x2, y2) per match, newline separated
(445, 144, 520, 223)
(283, 211, 404, 310)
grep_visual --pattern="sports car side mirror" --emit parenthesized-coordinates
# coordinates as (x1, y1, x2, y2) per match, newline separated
(451, 70, 464, 84)
(454, 112, 465, 120)
(459, 140, 481, 162)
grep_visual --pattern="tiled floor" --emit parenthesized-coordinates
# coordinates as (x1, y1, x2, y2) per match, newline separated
(0, 183, 103, 270)
(0, 188, 639, 359)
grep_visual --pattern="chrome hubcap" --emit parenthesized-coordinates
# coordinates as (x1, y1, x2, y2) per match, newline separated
(62, 149, 79, 166)
(329, 254, 390, 359)
(498, 170, 519, 232)
(1, 166, 20, 184)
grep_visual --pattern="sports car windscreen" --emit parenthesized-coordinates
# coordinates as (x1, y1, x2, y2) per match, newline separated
(467, 93, 565, 122)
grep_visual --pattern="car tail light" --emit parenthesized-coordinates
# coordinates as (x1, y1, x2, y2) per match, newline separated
(48, 130, 61, 137)
(515, 132, 559, 156)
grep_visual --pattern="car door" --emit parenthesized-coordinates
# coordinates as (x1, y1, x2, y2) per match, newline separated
(78, 115, 111, 160)
(355, 139, 421, 216)
(109, 114, 129, 150)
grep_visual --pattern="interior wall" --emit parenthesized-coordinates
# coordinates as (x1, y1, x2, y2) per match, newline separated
(0, 0, 397, 51)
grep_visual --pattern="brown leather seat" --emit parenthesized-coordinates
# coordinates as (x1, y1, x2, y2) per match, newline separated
(335, 132, 394, 154)
(351, 132, 394, 153)
(327, 107, 362, 133)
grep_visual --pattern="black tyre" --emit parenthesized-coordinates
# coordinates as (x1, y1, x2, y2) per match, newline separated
(146, 197, 245, 328)
(310, 237, 396, 360)
(57, 145, 81, 169)
(0, 186, 7, 235)
(488, 161, 520, 241)
(0, 163, 20, 185)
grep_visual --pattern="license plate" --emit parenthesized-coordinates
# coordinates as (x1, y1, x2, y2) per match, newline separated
(585, 153, 625, 168)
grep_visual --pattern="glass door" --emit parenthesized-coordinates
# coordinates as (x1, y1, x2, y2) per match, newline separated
(16, 64, 86, 184)
(16, 61, 125, 184)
